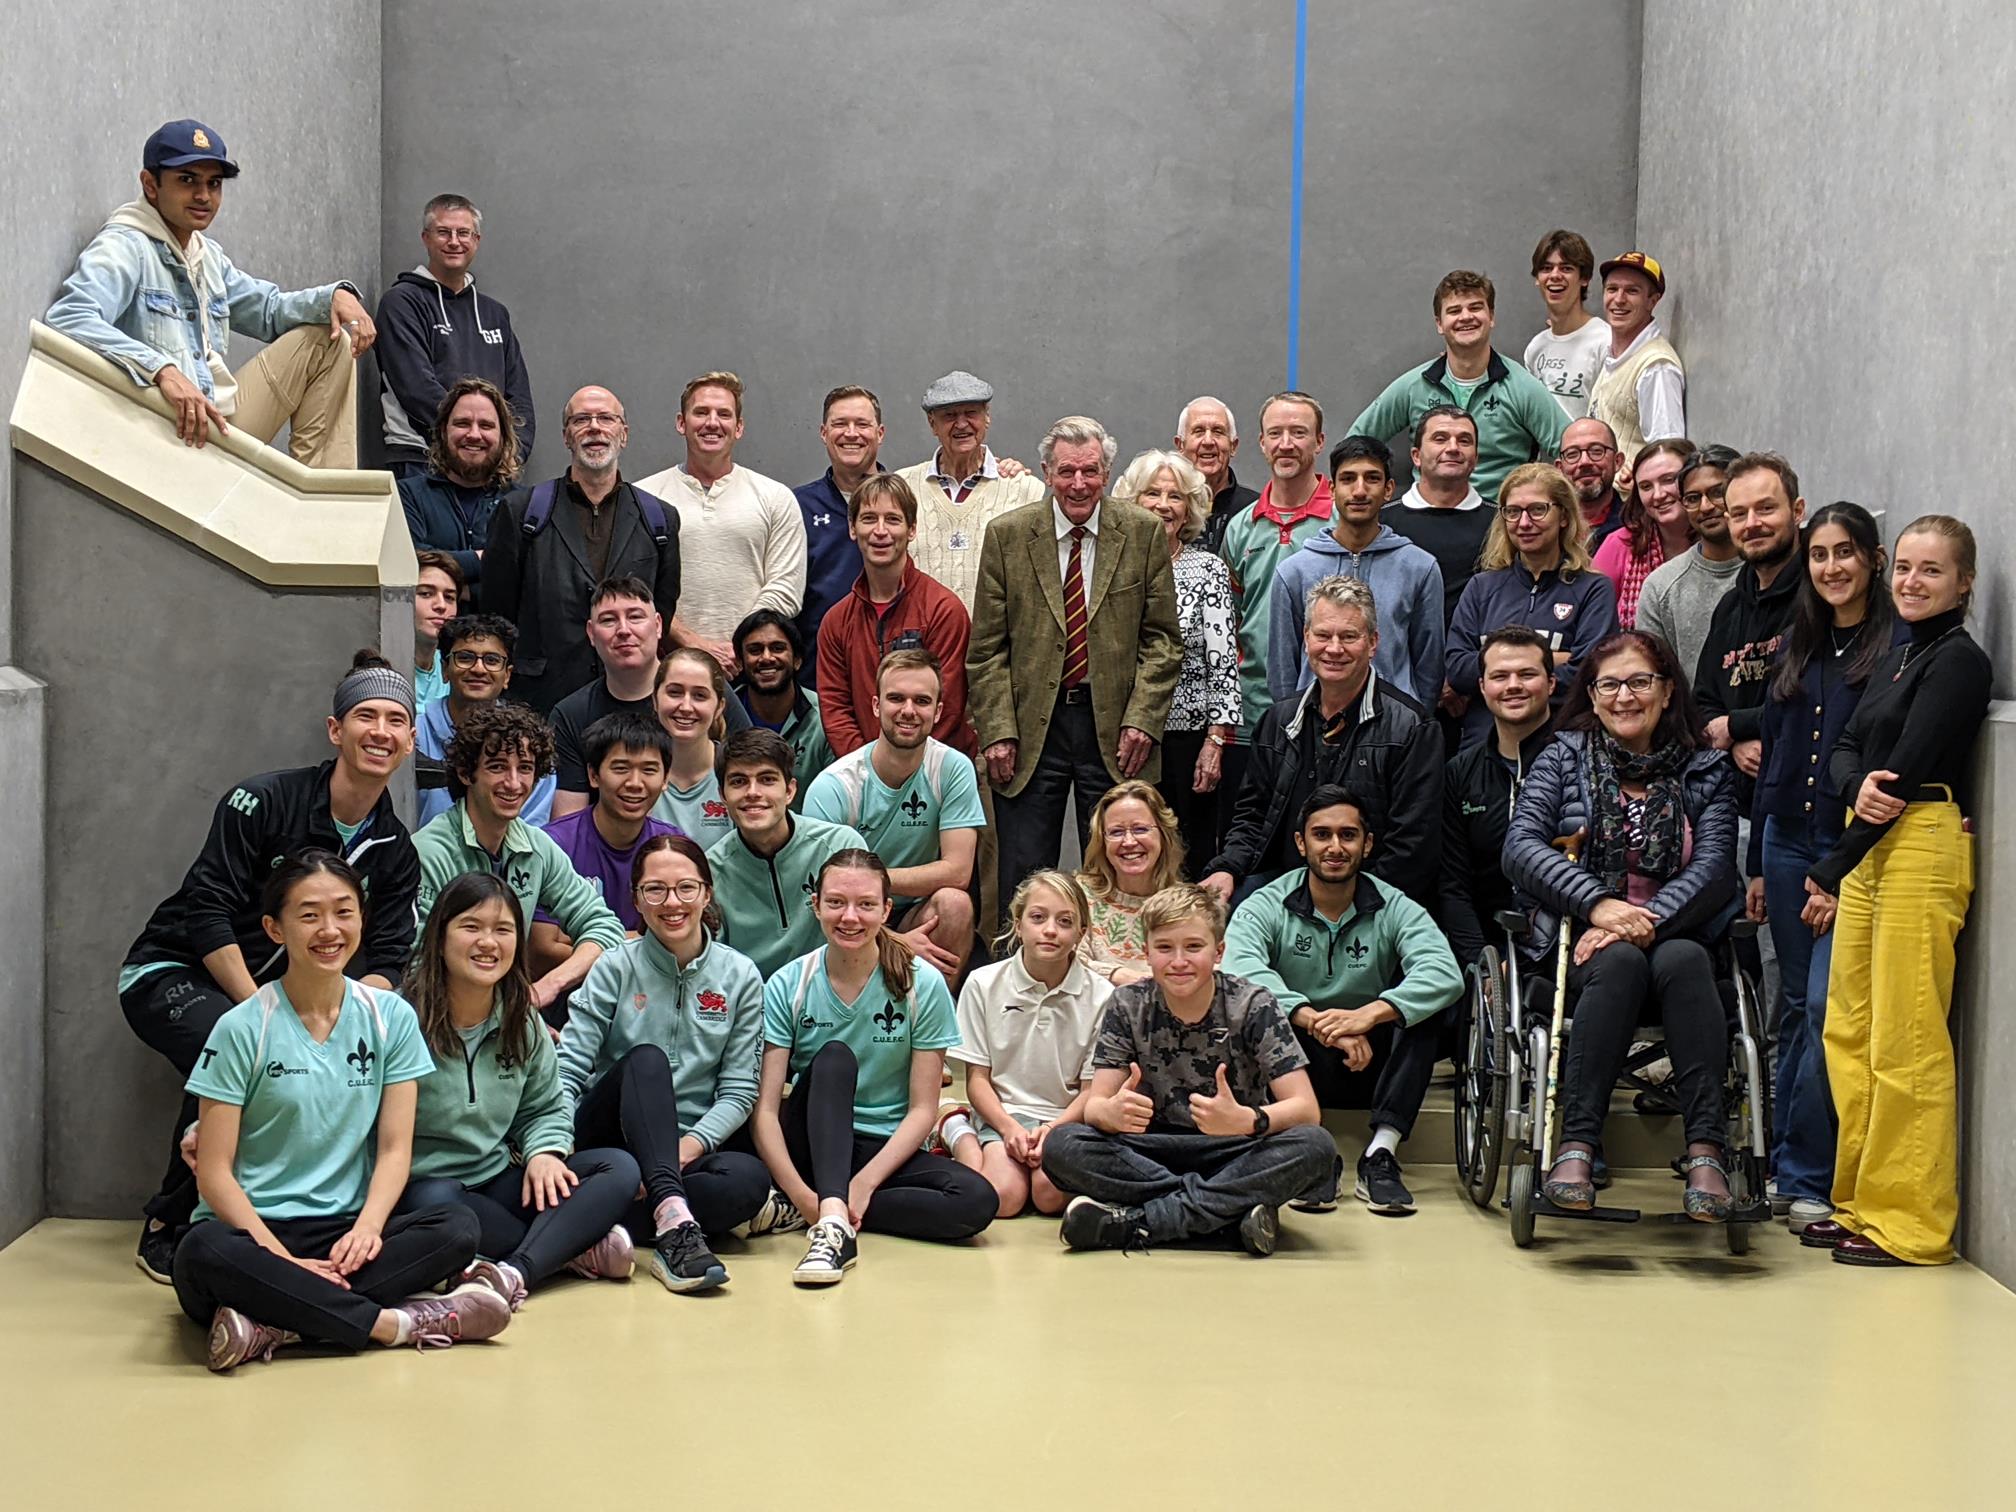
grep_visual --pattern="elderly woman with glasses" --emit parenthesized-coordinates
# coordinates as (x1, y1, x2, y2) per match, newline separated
(1446, 462, 1619, 746)
(1502, 630, 1741, 1220)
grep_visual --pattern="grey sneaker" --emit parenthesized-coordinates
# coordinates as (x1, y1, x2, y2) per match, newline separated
(649, 1222, 729, 1294)
(564, 1225, 636, 1281)
(1787, 1197, 1835, 1233)
(792, 1219, 859, 1285)
(397, 1281, 513, 1350)
(735, 1187, 810, 1240)
(1237, 1204, 1280, 1257)
(463, 1259, 528, 1312)
(206, 1307, 301, 1372)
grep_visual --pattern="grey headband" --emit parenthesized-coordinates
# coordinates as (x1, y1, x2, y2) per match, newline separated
(333, 665, 416, 721)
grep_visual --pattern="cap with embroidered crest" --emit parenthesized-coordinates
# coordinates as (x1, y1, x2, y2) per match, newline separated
(1598, 250, 1665, 294)
(143, 120, 240, 178)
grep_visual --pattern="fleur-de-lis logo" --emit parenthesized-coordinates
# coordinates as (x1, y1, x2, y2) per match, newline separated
(1345, 939, 1369, 964)
(873, 1004, 905, 1034)
(901, 792, 928, 820)
(346, 1038, 376, 1076)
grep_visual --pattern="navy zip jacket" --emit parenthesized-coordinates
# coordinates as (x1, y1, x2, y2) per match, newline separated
(398, 470, 510, 584)
(1447, 561, 1618, 745)
(1502, 730, 1738, 962)
(123, 761, 420, 988)
(375, 269, 535, 464)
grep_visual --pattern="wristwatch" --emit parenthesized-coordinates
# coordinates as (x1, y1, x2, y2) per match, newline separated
(1206, 732, 1228, 747)
(1249, 1105, 1271, 1138)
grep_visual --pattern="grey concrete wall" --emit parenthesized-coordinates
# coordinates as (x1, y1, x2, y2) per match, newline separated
(15, 459, 409, 1217)
(381, 0, 1640, 486)
(1641, 0, 2016, 1288)
(0, 670, 46, 1245)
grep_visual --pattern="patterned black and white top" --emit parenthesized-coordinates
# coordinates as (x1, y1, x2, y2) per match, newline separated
(1169, 544, 1242, 733)
(1092, 973, 1307, 1129)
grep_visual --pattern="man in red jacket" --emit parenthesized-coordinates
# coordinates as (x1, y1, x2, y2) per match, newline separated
(816, 472, 974, 756)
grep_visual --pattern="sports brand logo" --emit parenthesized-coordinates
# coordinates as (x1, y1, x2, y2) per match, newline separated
(1291, 934, 1313, 957)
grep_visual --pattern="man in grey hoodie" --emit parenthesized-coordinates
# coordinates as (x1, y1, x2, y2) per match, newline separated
(1268, 436, 1444, 706)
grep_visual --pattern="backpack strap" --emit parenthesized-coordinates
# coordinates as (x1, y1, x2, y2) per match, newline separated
(629, 487, 672, 549)
(523, 480, 670, 552)
(522, 479, 560, 539)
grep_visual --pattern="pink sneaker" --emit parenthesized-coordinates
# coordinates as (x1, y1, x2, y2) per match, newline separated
(564, 1224, 636, 1281)
(206, 1307, 301, 1372)
(463, 1258, 528, 1312)
(396, 1282, 512, 1350)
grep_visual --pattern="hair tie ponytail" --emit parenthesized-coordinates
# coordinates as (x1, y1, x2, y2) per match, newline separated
(876, 924, 916, 999)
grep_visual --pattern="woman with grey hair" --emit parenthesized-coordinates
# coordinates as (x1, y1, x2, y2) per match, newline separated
(1112, 449, 1239, 870)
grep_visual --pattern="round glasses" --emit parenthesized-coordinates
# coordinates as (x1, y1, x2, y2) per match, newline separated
(636, 879, 705, 906)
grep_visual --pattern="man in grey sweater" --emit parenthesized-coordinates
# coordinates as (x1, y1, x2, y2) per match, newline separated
(1636, 444, 1742, 675)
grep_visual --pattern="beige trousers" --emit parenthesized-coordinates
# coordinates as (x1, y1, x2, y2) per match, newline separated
(230, 325, 359, 469)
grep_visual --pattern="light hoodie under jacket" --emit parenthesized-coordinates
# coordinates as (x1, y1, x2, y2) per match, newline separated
(1268, 524, 1446, 707)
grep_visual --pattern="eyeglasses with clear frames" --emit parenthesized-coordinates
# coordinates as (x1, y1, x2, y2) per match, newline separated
(565, 412, 625, 432)
(1102, 825, 1157, 845)
(1593, 673, 1666, 701)
(636, 879, 705, 905)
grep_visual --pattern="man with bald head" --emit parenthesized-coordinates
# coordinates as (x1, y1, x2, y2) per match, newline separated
(484, 385, 682, 713)
(1176, 395, 1259, 555)
(1556, 415, 1625, 549)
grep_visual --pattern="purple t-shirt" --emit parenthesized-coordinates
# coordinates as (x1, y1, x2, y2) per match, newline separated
(536, 811, 682, 931)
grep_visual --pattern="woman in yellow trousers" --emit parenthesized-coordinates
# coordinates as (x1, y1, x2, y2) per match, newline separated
(1799, 516, 1991, 1266)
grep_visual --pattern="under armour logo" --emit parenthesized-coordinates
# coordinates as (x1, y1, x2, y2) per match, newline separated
(813, 513, 832, 527)
(226, 788, 259, 817)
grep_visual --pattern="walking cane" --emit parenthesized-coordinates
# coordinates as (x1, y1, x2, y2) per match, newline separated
(1536, 829, 1586, 1176)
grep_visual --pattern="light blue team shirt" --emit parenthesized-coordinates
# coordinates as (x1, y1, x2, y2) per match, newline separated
(332, 814, 367, 848)
(761, 949, 961, 1138)
(800, 739, 985, 904)
(185, 979, 435, 1221)
(654, 771, 733, 850)
(414, 655, 449, 711)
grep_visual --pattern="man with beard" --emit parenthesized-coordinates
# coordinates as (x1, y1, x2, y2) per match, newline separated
(1555, 415, 1626, 550)
(734, 609, 834, 808)
(400, 378, 523, 587)
(484, 385, 682, 715)
(1174, 395, 1259, 555)
(794, 386, 887, 683)
(1635, 444, 1744, 676)
(806, 649, 984, 978)
(1224, 786, 1461, 1216)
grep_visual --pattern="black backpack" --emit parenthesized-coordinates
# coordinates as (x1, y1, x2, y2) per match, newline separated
(522, 480, 672, 548)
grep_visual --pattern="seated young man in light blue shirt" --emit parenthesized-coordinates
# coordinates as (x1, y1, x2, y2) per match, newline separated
(803, 649, 982, 980)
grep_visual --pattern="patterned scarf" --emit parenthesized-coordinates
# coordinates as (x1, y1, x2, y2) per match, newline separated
(1585, 732, 1690, 896)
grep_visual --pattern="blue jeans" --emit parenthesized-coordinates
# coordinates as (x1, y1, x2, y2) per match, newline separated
(1761, 813, 1838, 1201)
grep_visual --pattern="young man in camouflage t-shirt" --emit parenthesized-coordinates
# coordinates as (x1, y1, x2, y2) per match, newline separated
(1041, 885, 1340, 1256)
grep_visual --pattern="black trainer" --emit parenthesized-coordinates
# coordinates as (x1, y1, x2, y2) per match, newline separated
(136, 1220, 177, 1285)
(1355, 1150, 1417, 1215)
(792, 1219, 859, 1285)
(1237, 1204, 1279, 1257)
(1059, 1196, 1150, 1253)
(648, 1222, 728, 1294)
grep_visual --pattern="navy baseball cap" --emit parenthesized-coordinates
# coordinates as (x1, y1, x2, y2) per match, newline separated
(143, 120, 240, 177)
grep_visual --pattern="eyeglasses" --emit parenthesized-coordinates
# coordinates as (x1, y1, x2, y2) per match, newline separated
(1593, 673, 1666, 700)
(565, 412, 625, 432)
(1102, 825, 1157, 845)
(1500, 503, 1556, 521)
(636, 879, 705, 905)
(1681, 484, 1728, 508)
(449, 650, 508, 670)
(1558, 445, 1614, 462)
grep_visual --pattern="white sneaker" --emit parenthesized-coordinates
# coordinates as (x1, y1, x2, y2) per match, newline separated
(1786, 1198, 1834, 1233)
(735, 1186, 810, 1239)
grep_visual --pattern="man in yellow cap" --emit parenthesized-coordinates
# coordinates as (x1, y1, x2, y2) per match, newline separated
(1588, 251, 1686, 465)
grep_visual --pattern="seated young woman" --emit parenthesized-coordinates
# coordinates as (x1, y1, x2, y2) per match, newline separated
(173, 852, 510, 1372)
(557, 836, 779, 1296)
(1501, 629, 1741, 1220)
(941, 870, 1114, 1218)
(753, 849, 996, 1286)
(402, 871, 641, 1310)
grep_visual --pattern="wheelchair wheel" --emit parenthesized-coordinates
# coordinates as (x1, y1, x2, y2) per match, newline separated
(1455, 949, 1508, 1208)
(1508, 1153, 1538, 1248)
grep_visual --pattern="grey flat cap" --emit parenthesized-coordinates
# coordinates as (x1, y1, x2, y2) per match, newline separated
(920, 370, 994, 410)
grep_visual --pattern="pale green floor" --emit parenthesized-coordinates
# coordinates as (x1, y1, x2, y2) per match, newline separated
(5, 1169, 2015, 1512)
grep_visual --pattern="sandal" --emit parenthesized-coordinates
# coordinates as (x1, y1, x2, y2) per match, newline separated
(1681, 1153, 1732, 1223)
(1543, 1147, 1596, 1210)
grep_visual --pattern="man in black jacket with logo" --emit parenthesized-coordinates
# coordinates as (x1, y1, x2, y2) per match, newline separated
(1202, 575, 1441, 905)
(120, 657, 421, 1283)
(483, 385, 682, 715)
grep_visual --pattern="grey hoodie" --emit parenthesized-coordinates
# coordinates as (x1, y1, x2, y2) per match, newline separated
(1267, 524, 1446, 706)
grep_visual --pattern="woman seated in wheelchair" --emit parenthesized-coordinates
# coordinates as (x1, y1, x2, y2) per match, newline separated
(1503, 629, 1741, 1221)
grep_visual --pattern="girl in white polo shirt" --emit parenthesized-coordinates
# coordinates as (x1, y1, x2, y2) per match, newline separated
(941, 870, 1113, 1217)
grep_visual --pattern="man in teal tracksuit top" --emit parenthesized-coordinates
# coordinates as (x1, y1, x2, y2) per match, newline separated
(706, 729, 867, 978)
(1224, 783, 1461, 1216)
(415, 703, 625, 1013)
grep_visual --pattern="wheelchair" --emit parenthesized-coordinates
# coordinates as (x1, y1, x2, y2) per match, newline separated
(1453, 907, 1772, 1252)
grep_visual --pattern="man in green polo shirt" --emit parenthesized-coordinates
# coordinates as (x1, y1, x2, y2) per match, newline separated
(1349, 269, 1567, 501)
(1224, 784, 1461, 1216)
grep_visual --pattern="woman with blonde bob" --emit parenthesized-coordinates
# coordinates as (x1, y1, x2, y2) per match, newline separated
(1077, 780, 1188, 986)
(1445, 461, 1619, 743)
(1112, 450, 1240, 864)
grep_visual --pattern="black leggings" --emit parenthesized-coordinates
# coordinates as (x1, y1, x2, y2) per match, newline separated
(1562, 937, 1728, 1148)
(778, 1042, 995, 1241)
(399, 1148, 639, 1288)
(121, 967, 239, 1227)
(172, 1205, 479, 1350)
(572, 1045, 771, 1237)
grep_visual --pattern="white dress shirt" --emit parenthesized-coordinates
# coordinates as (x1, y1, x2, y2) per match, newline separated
(1052, 498, 1102, 590)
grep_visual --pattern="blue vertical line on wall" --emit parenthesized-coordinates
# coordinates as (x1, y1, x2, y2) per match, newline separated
(1286, 0, 1309, 389)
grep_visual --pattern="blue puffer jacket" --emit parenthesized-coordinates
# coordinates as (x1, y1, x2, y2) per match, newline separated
(1502, 729, 1738, 961)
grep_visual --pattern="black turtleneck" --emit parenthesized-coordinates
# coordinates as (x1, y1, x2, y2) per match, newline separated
(1808, 606, 1992, 891)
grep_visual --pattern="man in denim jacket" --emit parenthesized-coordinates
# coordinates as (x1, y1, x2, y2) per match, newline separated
(45, 119, 375, 468)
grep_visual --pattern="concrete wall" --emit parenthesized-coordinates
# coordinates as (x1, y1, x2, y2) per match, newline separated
(0, 669, 46, 1243)
(14, 458, 408, 1216)
(1640, 0, 2016, 1287)
(380, 0, 1641, 485)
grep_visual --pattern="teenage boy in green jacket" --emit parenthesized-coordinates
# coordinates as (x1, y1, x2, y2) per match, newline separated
(1224, 784, 1461, 1216)
(706, 729, 866, 978)
(415, 703, 625, 1012)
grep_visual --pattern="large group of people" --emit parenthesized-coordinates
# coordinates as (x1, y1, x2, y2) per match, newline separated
(66, 122, 1994, 1372)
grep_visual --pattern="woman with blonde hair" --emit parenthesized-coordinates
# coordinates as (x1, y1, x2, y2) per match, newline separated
(1077, 780, 1187, 985)
(1446, 461, 1618, 743)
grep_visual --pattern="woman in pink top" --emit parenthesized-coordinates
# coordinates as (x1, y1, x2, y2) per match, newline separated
(1594, 439, 1696, 628)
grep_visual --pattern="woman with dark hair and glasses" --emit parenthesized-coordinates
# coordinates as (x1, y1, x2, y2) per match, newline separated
(1749, 502, 1896, 1236)
(1502, 630, 1741, 1219)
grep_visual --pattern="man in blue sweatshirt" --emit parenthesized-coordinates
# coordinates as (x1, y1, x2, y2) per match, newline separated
(1269, 436, 1444, 706)
(376, 194, 535, 476)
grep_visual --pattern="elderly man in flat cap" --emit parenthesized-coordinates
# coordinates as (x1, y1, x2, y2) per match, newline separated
(897, 370, 1044, 613)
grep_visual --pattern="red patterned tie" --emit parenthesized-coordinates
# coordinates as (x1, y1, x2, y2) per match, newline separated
(1061, 526, 1090, 687)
